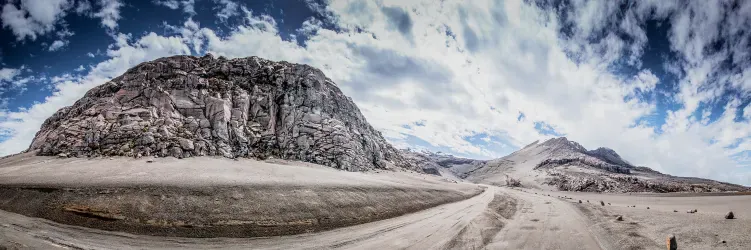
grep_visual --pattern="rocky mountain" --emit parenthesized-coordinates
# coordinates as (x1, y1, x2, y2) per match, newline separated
(461, 137, 749, 193)
(400, 149, 486, 177)
(27, 55, 417, 172)
(586, 147, 632, 167)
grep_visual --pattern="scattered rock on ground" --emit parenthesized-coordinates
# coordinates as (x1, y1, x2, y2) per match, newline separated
(667, 235, 677, 250)
(725, 211, 734, 219)
(616, 215, 623, 221)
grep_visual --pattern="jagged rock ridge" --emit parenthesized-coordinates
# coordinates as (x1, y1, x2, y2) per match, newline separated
(586, 147, 632, 167)
(28, 55, 416, 172)
(400, 149, 486, 177)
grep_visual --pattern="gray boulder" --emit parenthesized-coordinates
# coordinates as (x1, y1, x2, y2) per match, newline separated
(725, 211, 734, 219)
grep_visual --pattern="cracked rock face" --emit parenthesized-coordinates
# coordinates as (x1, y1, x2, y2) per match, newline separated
(28, 55, 416, 172)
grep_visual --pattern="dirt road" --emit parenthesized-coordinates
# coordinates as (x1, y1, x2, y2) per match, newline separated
(1, 186, 610, 250)
(487, 189, 607, 249)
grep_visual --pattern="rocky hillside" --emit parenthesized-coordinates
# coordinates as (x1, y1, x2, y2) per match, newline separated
(463, 137, 749, 193)
(27, 55, 416, 172)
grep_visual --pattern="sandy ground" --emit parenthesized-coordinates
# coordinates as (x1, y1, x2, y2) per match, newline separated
(3, 185, 749, 249)
(1, 186, 608, 250)
(529, 189, 751, 250)
(0, 153, 468, 189)
(1, 154, 749, 249)
(487, 189, 606, 249)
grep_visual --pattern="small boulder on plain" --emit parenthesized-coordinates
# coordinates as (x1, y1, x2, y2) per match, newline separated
(725, 211, 734, 219)
(667, 234, 677, 250)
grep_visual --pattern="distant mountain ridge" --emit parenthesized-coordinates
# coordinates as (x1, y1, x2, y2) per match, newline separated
(400, 149, 486, 177)
(408, 137, 749, 193)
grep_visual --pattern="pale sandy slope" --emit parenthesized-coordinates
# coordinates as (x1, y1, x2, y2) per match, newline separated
(0, 186, 608, 250)
(464, 143, 552, 189)
(0, 153, 465, 189)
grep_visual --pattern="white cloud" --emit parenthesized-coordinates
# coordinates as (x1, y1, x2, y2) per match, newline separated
(75, 0, 92, 14)
(153, 0, 179, 10)
(214, 0, 239, 22)
(297, 17, 322, 36)
(153, 0, 195, 15)
(93, 0, 121, 31)
(55, 28, 74, 38)
(0, 0, 72, 41)
(74, 65, 85, 71)
(0, 68, 21, 82)
(48, 39, 67, 51)
(0, 67, 31, 99)
(181, 0, 195, 14)
(86, 52, 95, 57)
(12, 75, 34, 88)
(50, 73, 76, 83)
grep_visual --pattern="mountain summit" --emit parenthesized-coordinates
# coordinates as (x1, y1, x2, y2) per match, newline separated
(435, 137, 748, 193)
(27, 55, 416, 172)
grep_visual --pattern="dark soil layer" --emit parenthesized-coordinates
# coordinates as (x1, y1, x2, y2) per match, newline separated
(0, 184, 483, 238)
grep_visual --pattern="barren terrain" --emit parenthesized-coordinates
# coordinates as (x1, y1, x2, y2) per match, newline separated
(0, 153, 480, 240)
(1, 153, 750, 249)
(533, 189, 751, 249)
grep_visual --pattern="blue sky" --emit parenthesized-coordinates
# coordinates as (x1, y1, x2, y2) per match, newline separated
(0, 0, 321, 110)
(1, 0, 751, 185)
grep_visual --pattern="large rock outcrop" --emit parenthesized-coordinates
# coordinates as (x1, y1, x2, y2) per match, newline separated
(28, 55, 416, 172)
